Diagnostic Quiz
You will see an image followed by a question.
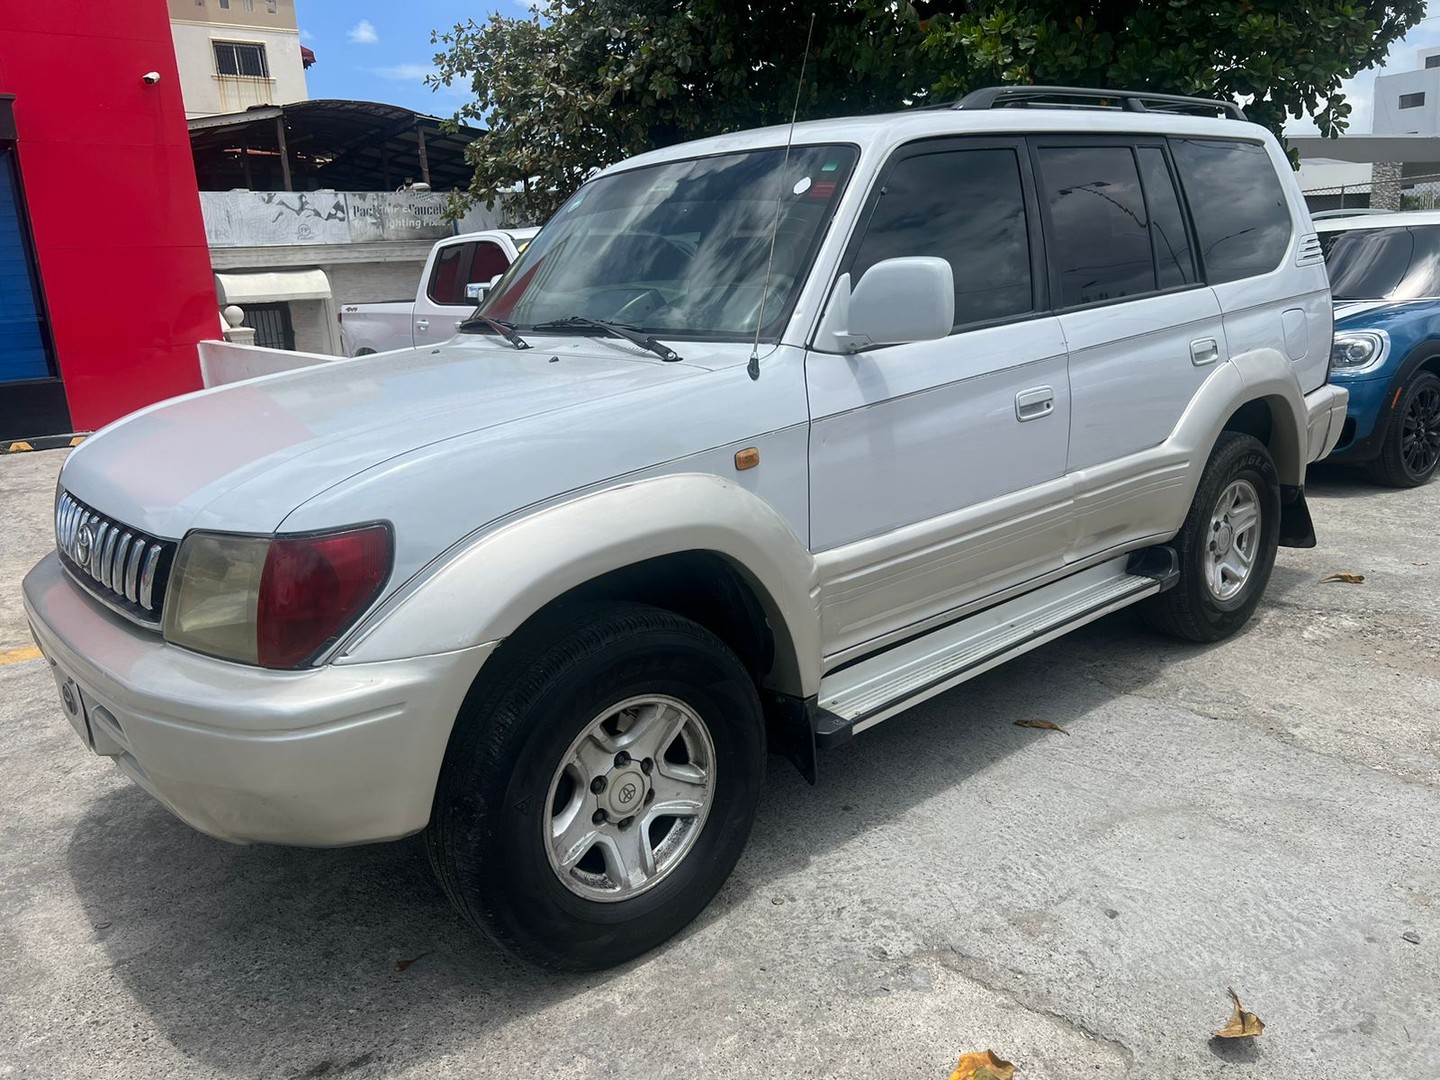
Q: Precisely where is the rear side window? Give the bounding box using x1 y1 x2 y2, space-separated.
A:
1137 148 1196 289
1170 138 1291 284
1037 146 1154 306
850 147 1034 328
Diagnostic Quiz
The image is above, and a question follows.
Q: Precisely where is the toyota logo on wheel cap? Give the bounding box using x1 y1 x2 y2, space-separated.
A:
618 782 639 805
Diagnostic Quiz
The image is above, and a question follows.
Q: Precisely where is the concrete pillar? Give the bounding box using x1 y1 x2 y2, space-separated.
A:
1371 161 1404 211
221 305 257 346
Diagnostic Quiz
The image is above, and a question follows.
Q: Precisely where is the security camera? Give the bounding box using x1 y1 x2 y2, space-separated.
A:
141 71 161 85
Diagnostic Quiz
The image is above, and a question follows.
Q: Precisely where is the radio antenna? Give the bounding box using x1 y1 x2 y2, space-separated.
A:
748 12 816 382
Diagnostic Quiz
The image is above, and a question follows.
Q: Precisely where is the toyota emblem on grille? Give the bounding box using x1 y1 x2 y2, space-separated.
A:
74 524 94 567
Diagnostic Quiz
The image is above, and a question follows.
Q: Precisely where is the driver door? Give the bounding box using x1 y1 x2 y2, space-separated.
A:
807 139 1074 656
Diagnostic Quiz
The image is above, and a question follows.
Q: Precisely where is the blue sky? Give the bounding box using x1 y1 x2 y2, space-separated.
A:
296 0 521 117
295 0 1440 131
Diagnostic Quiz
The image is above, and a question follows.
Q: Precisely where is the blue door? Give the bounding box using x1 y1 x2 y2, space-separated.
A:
0 145 51 383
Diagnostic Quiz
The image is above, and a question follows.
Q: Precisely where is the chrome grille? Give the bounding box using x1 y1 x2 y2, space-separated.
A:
55 491 177 627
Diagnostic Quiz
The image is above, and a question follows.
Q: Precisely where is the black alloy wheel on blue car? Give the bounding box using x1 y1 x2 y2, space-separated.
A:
1368 370 1440 488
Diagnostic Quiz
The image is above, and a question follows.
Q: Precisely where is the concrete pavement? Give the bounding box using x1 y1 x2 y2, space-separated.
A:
1 448 1436 1079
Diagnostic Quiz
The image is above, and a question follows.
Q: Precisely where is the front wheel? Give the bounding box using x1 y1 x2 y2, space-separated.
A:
425 604 765 970
1367 370 1440 488
1141 432 1280 643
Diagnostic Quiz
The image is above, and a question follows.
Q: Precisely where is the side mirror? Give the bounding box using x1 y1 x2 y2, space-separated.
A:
465 282 488 303
817 257 955 352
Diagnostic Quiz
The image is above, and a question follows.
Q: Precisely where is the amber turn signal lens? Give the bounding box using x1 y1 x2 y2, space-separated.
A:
734 447 760 471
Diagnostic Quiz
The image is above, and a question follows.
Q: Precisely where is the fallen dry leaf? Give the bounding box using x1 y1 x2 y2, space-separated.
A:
1213 986 1265 1039
1320 573 1365 584
949 1049 1016 1080
1014 719 1069 735
394 951 432 973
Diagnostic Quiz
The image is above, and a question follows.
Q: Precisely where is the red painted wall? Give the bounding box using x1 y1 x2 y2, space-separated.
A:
0 1 214 431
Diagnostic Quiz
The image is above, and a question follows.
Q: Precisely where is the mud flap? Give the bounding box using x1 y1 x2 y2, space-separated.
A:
1279 485 1317 548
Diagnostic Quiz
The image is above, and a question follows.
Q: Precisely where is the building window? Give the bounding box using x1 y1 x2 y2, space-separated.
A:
268 0 277 10
213 41 270 78
218 0 229 8
241 0 254 10
1427 55 1440 69
1400 92 1426 109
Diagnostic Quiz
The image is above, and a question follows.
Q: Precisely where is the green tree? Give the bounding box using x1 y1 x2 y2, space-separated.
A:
430 1 1426 223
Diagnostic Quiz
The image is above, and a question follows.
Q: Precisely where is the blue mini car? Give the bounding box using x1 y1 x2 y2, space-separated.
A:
1316 211 1440 486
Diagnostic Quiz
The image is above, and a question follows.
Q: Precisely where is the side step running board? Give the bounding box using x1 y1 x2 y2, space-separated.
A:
813 549 1178 746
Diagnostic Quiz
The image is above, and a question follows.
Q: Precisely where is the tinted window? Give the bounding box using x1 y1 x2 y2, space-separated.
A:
851 148 1033 327
1137 148 1196 288
1322 226 1440 300
467 241 511 286
1171 139 1291 284
1038 146 1154 306
428 243 468 304
1400 92 1426 109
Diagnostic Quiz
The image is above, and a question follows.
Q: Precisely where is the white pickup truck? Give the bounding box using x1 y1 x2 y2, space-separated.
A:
337 227 538 355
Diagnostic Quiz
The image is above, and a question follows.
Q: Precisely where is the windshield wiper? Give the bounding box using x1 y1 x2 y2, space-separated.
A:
528 316 682 363
459 313 530 350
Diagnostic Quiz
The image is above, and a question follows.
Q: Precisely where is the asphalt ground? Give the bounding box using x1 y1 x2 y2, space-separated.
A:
2 447 1437 1079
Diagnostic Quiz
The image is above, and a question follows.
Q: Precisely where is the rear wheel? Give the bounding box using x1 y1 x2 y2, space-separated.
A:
1366 370 1440 488
425 603 765 970
1141 432 1280 642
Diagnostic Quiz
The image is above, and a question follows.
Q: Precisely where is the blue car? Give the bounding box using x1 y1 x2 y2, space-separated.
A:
1316 211 1440 486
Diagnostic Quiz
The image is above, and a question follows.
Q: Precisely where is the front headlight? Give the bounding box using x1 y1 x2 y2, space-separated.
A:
163 524 391 668
1329 330 1389 375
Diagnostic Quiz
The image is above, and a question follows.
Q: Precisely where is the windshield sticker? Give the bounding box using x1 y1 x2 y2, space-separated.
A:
822 161 840 172
792 176 813 196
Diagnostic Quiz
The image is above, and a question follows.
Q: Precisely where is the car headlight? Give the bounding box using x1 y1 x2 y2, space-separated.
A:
163 524 391 668
1329 330 1389 375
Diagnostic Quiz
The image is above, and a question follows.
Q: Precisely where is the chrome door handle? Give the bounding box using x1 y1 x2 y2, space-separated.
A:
1015 386 1055 422
416 319 430 331
1190 337 1220 366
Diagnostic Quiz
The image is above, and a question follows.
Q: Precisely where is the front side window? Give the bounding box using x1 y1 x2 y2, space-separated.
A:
1322 226 1440 300
1038 145 1154 306
481 144 857 339
427 243 470 305
1170 138 1291 284
849 146 1034 328
213 41 269 78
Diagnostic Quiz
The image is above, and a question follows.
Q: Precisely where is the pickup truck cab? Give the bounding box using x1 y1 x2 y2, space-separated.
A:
25 87 1346 972
337 227 538 355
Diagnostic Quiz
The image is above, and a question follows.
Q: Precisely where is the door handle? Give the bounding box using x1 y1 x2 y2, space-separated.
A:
1190 337 1220 366
416 319 430 331
1015 386 1055 422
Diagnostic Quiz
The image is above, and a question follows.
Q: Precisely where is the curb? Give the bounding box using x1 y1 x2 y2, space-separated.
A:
2 434 88 454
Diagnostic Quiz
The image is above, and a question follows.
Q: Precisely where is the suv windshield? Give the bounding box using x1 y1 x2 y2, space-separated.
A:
1321 224 1440 300
476 144 858 340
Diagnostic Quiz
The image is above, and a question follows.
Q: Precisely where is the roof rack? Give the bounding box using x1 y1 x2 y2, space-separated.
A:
954 85 1246 121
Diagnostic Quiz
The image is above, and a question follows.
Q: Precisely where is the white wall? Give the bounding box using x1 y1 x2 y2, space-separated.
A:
1372 68 1440 136
170 20 308 118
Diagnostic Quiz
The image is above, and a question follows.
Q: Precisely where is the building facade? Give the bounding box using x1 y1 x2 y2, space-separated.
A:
168 0 309 119
0 1 217 440
1372 48 1440 136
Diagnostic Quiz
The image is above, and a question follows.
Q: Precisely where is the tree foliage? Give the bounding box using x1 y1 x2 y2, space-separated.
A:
430 1 1426 223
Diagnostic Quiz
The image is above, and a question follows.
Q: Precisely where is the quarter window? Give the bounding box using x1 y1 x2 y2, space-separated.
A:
1170 138 1291 284
1037 145 1154 306
850 147 1034 328
213 41 269 78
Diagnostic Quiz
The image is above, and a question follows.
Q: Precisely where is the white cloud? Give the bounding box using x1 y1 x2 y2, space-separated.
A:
373 63 434 82
347 20 378 45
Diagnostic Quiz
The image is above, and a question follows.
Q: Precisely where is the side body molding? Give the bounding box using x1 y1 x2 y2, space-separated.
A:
340 474 823 696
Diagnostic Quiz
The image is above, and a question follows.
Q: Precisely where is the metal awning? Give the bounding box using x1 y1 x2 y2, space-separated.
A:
189 99 483 193
1290 134 1440 164
215 269 331 304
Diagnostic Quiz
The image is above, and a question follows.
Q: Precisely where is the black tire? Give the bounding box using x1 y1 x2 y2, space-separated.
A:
425 603 765 971
1365 370 1440 488
1141 432 1281 643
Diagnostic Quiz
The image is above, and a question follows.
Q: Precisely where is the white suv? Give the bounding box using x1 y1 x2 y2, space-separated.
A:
24 86 1347 970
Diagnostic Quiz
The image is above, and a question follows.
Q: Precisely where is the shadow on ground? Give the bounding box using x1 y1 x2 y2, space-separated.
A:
65 607 1229 1078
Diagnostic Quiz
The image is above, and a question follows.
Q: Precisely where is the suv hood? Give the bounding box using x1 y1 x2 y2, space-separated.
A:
1333 298 1434 326
61 338 710 539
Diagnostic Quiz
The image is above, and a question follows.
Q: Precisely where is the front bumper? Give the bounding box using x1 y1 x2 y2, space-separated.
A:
23 553 494 846
1303 382 1349 464
1322 372 1391 463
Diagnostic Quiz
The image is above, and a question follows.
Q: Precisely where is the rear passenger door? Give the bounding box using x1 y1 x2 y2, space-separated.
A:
807 139 1073 654
1032 138 1226 556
